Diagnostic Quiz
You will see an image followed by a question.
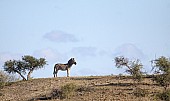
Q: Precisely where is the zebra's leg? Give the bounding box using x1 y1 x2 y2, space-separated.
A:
53 67 56 77
56 70 58 77
55 70 58 77
53 71 55 78
53 67 58 77
67 68 70 77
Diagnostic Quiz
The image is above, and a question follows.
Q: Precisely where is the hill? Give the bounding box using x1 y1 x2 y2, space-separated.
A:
0 76 162 101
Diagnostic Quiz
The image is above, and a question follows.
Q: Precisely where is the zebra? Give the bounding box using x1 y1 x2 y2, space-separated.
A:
53 58 77 77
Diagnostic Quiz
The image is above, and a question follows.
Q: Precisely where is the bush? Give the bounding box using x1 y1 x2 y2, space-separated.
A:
152 74 170 90
151 56 170 90
60 83 77 99
0 71 9 88
157 89 170 101
0 70 19 88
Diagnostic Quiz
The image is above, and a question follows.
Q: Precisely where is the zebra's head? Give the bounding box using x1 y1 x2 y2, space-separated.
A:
68 58 77 66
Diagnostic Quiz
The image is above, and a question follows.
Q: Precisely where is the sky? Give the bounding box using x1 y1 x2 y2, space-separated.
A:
0 0 170 78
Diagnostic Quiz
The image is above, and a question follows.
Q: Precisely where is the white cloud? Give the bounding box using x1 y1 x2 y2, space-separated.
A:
43 30 79 43
70 47 97 58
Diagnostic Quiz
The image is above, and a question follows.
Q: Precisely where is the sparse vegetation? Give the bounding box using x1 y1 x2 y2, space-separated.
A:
39 83 94 100
0 76 167 101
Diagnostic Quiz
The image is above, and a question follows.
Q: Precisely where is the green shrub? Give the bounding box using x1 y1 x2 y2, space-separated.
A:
0 70 19 82
0 71 9 88
0 70 19 89
152 74 170 90
157 89 170 101
151 56 170 90
51 84 94 99
60 83 77 99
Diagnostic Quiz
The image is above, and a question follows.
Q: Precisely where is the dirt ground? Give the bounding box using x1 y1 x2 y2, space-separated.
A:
0 76 164 101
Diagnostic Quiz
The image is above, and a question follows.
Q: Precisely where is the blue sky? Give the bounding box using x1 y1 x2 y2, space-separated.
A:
0 0 170 78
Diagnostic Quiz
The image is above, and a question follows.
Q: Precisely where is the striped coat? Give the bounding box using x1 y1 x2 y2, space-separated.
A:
53 58 76 77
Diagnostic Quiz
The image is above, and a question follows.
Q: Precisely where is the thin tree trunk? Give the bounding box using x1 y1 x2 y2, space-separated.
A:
27 70 33 80
16 71 26 80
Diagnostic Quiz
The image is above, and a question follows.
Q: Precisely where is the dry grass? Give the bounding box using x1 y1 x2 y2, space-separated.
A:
0 75 166 101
